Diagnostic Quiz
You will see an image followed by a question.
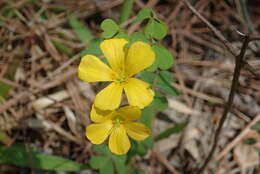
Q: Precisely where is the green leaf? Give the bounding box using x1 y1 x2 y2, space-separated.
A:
251 122 260 133
130 137 154 157
80 38 103 57
133 8 152 23
153 45 173 70
158 71 173 82
93 144 110 155
112 155 127 174
150 91 169 111
115 30 130 40
140 71 156 84
126 32 150 51
130 32 150 43
92 145 126 174
140 71 179 96
90 156 110 169
136 137 154 156
119 0 135 24
243 138 257 145
0 54 21 98
101 19 119 38
0 132 12 145
0 82 11 98
140 106 155 128
146 59 158 72
129 168 146 174
144 19 168 40
154 123 188 142
68 14 93 43
0 144 89 171
52 41 73 56
100 160 114 174
157 71 179 96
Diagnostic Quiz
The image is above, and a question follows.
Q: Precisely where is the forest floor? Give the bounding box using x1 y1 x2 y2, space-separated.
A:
0 0 259 174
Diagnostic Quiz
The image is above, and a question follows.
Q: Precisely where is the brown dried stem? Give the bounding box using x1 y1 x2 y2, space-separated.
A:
196 35 251 174
180 0 260 173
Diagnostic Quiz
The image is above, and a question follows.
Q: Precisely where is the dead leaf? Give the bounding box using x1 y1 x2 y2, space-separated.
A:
233 143 259 172
32 90 69 111
168 98 201 116
63 106 78 135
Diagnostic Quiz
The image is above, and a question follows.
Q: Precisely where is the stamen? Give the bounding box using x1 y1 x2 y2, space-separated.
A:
116 72 128 83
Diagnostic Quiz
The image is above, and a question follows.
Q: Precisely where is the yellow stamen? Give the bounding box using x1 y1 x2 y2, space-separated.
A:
116 72 128 83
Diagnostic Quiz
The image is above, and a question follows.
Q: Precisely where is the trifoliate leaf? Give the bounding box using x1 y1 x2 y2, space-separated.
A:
150 91 169 111
133 8 151 23
89 156 110 169
146 56 158 72
144 19 168 40
115 31 129 40
101 19 119 38
100 160 114 174
112 155 127 174
153 45 173 70
136 137 154 156
140 71 156 84
157 71 179 96
130 32 149 43
93 144 110 155
140 71 179 96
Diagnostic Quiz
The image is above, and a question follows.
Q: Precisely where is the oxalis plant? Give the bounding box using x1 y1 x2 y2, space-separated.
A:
78 7 181 174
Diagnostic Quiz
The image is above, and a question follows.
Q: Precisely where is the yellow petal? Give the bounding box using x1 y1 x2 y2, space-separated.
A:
94 82 123 110
125 42 155 77
109 125 130 155
117 106 141 121
100 39 128 73
124 122 150 141
86 121 113 144
90 105 113 123
124 78 154 108
78 55 115 82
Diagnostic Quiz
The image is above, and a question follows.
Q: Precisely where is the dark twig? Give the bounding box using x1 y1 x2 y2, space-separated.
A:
181 0 237 57
181 0 258 78
196 35 250 174
180 0 260 173
249 36 260 42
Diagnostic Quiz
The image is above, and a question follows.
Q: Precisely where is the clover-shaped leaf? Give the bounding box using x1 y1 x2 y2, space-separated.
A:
153 45 174 70
101 19 119 38
144 19 168 40
133 8 152 23
90 144 127 174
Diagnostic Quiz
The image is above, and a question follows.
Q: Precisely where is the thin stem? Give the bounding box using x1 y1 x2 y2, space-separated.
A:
181 0 237 57
180 0 260 173
196 35 250 174
181 0 258 78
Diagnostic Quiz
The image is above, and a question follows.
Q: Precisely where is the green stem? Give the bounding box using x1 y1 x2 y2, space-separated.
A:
119 0 134 24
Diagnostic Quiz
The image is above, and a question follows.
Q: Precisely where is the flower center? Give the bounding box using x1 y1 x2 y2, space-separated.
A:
116 72 128 83
113 115 124 126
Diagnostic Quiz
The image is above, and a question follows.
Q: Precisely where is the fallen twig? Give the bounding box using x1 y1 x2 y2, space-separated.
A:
216 113 260 160
181 0 260 173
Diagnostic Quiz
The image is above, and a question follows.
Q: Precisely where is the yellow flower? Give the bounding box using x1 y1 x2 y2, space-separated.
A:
86 105 151 155
78 38 155 110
